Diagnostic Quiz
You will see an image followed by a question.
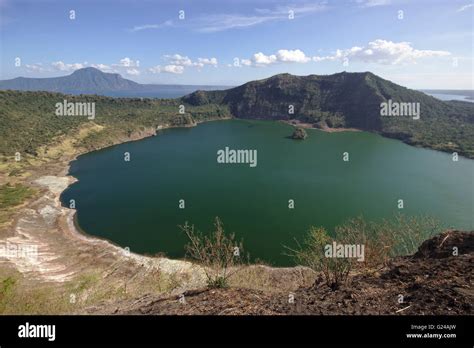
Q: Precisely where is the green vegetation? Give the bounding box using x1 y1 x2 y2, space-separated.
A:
0 277 16 312
290 226 351 290
184 72 474 158
2 72 473 158
0 183 35 209
0 90 230 156
0 183 36 224
180 217 247 288
287 215 443 289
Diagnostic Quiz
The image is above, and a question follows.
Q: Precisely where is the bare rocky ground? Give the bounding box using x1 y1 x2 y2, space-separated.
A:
0 169 208 313
83 231 473 315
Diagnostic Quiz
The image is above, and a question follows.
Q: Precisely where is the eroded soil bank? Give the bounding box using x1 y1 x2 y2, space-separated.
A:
83 231 473 315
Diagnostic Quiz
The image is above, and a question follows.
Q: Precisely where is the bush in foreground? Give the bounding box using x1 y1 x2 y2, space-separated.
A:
180 217 247 288
287 214 443 290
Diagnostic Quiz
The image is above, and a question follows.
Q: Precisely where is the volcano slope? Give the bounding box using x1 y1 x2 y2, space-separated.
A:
83 230 473 315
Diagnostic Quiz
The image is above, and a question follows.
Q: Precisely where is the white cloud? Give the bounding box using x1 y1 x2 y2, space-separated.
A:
155 54 218 72
276 49 312 63
241 59 252 66
24 60 135 75
197 57 218 67
51 61 86 72
126 68 140 76
116 57 140 68
148 65 184 74
236 41 450 69
130 20 173 32
90 63 115 72
164 54 193 67
253 52 277 65
105 58 140 74
313 39 451 65
241 49 312 67
25 63 48 73
457 3 474 12
197 3 326 32
163 65 184 74
355 0 391 8
50 59 140 74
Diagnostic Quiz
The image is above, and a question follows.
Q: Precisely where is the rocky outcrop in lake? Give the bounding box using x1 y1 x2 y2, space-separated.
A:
291 127 307 140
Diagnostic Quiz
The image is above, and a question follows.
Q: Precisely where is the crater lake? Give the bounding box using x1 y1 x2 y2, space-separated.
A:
61 119 474 266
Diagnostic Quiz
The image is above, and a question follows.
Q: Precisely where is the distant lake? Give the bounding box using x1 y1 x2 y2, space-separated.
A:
61 120 474 266
422 91 474 103
102 85 230 99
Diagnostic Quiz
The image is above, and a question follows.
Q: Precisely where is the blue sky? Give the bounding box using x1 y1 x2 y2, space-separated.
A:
0 0 473 88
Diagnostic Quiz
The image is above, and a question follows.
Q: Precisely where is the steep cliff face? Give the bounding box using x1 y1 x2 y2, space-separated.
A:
221 72 384 130
182 71 474 157
183 72 443 130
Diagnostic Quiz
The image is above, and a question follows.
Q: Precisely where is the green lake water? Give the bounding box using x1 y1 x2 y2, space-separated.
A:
61 119 474 266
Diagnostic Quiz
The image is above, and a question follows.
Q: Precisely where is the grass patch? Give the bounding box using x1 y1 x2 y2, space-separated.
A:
0 183 37 224
0 183 36 209
0 277 17 312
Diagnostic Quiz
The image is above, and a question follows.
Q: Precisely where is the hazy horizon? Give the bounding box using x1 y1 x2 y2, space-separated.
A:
2 67 474 93
1 0 472 89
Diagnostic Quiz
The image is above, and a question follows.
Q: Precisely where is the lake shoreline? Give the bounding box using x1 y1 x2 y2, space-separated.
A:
1 116 473 314
0 124 211 281
280 119 361 133
0 117 317 313
62 117 473 265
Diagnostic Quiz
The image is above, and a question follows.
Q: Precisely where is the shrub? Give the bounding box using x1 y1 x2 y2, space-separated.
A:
287 227 352 290
180 217 247 288
336 214 443 268
288 215 443 290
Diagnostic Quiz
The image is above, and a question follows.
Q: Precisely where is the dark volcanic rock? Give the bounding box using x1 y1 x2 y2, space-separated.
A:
291 127 308 140
414 230 474 259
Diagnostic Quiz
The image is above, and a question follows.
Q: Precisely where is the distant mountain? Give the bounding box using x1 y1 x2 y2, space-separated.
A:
0 67 228 97
182 72 474 157
183 72 457 129
1 71 473 158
